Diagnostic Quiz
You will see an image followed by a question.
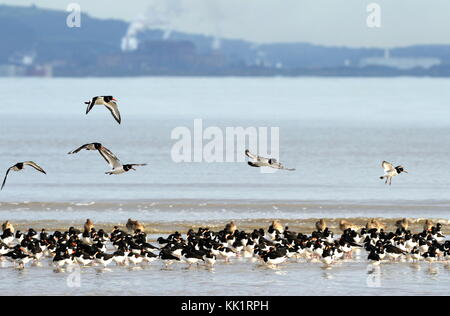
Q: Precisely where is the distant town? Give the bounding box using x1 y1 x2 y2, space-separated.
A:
1 4 450 77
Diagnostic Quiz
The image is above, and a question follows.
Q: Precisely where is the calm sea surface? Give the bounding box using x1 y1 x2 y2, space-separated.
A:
0 77 449 295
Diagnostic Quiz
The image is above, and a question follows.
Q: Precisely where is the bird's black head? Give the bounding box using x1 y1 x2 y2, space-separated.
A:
93 143 102 149
395 165 408 174
123 164 135 172
268 158 277 165
103 96 116 102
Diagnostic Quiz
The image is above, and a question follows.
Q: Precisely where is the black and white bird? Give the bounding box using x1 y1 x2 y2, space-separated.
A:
245 150 295 171
68 142 115 163
101 150 147 175
380 161 408 185
367 250 381 265
84 96 121 124
1 161 47 190
68 143 146 175
68 142 105 155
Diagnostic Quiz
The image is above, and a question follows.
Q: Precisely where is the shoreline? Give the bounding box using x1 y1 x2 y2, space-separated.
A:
0 199 449 234
4 217 450 235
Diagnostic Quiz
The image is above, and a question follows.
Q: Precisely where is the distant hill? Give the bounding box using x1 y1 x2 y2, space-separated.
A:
0 5 127 64
1 4 450 76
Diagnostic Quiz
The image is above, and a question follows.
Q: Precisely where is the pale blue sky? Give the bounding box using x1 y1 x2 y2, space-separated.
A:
2 0 450 47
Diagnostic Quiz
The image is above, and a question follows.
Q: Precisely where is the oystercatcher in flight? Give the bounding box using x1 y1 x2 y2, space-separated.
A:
1 161 47 190
84 96 121 124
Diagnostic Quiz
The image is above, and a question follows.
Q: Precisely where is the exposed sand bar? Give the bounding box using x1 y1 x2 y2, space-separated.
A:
5 217 450 235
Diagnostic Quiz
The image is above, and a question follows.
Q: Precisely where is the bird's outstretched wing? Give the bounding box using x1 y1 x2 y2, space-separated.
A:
245 149 258 160
23 161 47 174
382 161 394 172
245 150 271 164
98 146 121 169
1 167 12 190
104 101 121 124
270 163 296 171
278 165 296 171
85 97 98 114
246 150 295 170
68 143 98 154
130 164 147 168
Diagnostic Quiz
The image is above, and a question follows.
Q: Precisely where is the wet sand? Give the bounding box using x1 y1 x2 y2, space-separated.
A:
4 217 450 235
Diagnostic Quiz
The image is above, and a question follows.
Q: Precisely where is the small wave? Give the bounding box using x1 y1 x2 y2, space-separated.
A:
72 202 96 206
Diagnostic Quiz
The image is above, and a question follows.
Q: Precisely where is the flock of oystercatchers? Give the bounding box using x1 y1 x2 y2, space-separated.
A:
0 95 439 272
1 95 408 189
0 218 447 270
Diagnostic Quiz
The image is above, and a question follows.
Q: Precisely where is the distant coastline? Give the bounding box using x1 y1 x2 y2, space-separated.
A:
1 4 450 78
3 66 450 78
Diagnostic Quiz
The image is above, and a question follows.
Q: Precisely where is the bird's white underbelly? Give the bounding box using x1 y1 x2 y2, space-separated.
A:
109 167 125 174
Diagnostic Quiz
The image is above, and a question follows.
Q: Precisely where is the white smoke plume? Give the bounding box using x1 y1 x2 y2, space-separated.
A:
121 0 184 51
121 0 225 52
201 0 224 50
